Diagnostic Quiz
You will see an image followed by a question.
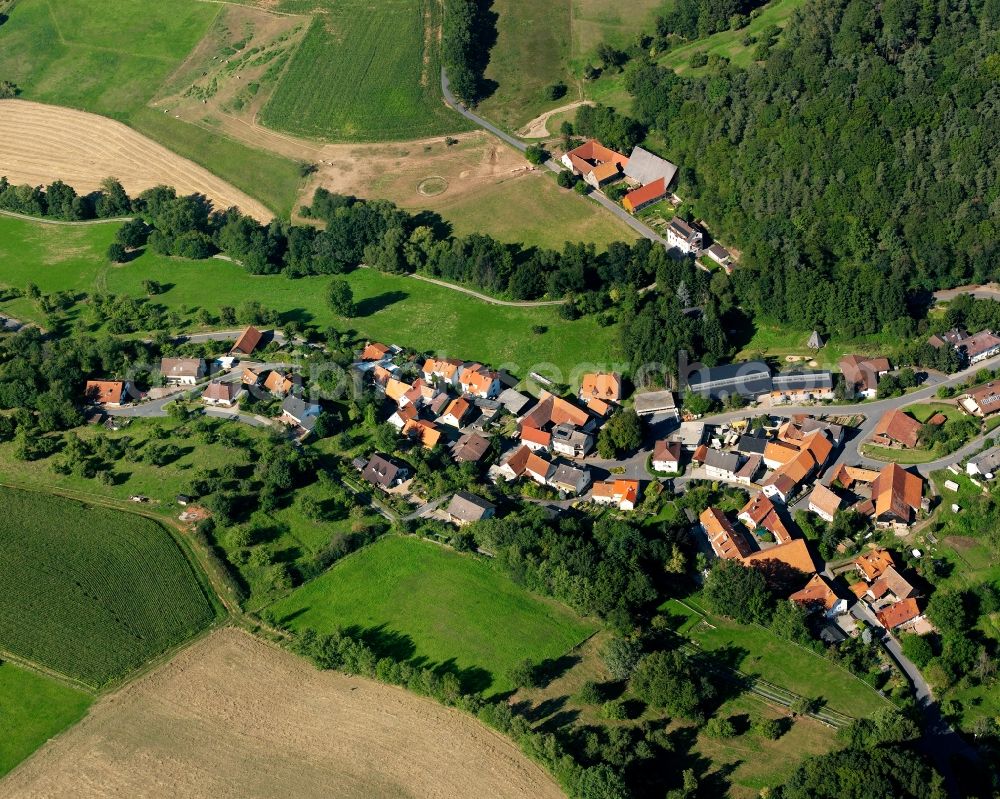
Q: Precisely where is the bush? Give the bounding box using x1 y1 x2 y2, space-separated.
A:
573 179 590 195
576 680 602 705
703 715 737 738
507 658 539 689
601 698 628 720
525 144 548 166
544 82 567 101
689 51 708 68
106 242 127 263
556 170 575 189
754 716 786 740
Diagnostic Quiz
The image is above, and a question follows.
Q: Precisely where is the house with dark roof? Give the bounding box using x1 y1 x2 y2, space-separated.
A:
202 380 244 408
160 358 206 386
961 382 1000 417
550 463 591 495
769 371 835 402
451 432 491 464
967 445 1000 478
692 446 742 481
447 492 496 525
705 243 732 269
362 454 410 490
633 390 677 417
280 395 321 434
666 217 703 254
624 146 678 188
552 423 593 458
652 440 681 473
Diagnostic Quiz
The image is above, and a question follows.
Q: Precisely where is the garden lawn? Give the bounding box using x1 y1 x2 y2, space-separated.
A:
860 443 938 464
268 536 597 695
259 0 465 141
662 599 890 717
0 664 92 778
0 0 218 119
906 403 962 424
0 215 622 378
0 486 217 687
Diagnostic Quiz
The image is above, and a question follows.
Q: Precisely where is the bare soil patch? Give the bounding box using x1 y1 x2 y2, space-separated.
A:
517 100 594 138
0 628 565 799
0 100 272 221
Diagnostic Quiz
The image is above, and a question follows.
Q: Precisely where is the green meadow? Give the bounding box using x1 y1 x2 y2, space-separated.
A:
268 535 597 695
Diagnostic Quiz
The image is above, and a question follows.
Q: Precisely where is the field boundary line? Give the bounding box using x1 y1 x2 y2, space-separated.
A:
0 647 96 694
0 208 132 226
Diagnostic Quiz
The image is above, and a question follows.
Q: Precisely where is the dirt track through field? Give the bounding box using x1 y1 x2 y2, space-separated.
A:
0 101 272 221
0 628 565 799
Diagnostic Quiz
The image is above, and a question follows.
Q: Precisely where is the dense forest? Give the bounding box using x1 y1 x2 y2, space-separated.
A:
618 0 999 339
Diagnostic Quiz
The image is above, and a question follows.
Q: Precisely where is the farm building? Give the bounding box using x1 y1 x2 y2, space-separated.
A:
230 325 264 356
560 140 629 188
624 146 678 189
622 178 667 214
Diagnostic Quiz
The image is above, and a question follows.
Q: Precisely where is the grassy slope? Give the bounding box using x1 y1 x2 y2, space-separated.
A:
260 0 465 141
0 664 92 778
437 173 638 251
0 486 217 687
268 536 597 695
663 599 890 717
0 215 622 375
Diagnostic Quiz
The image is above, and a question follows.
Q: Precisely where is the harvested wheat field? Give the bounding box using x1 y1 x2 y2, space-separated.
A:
0 628 565 799
0 100 272 221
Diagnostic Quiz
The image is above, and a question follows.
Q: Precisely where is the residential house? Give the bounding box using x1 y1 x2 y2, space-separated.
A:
460 364 502 399
361 341 390 361
871 409 922 449
735 455 762 485
560 139 629 188
960 330 1000 364
685 361 771 401
744 538 817 578
241 368 262 387
422 357 464 386
520 425 552 452
855 548 895 582
452 432 491 464
362 454 410 490
202 380 244 408
263 370 294 397
552 424 593 458
160 358 205 386
738 493 792 544
441 397 472 428
808 484 842 523
736 432 770 457
693 445 742 481
388 403 418 431
652 440 682 473
84 380 133 407
230 325 264 357
520 391 593 432
928 328 967 349
579 372 622 404
622 179 668 213
789 574 848 617
870 463 923 526
961 382 1000 417
550 463 591 495
967 445 1000 478
495 445 531 481
427 392 450 418
586 397 612 419
875 598 924 631
280 395 321 435
763 440 800 470
762 448 816 504
633 390 678 418
402 418 441 449
592 479 641 510
447 492 496 526
827 464 880 490
525 451 554 485
866 565 918 603
705 244 732 269
839 355 890 399
666 217 703 254
769 371 835 403
623 145 678 188
700 507 753 561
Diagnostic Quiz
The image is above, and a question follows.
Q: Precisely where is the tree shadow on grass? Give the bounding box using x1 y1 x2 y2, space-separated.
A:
354 291 408 317
534 654 581 686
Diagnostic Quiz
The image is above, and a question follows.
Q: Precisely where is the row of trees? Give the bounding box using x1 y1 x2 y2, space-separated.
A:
0 175 131 221
441 0 495 103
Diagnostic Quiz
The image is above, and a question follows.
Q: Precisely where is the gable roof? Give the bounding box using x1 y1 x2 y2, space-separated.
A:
452 432 491 463
789 574 841 611
565 139 629 168
873 409 922 448
809 484 842 517
840 354 890 392
551 463 587 489
623 178 667 209
85 380 127 404
967 382 1000 414
521 426 551 447
871 463 923 522
444 397 472 422
363 454 407 488
263 371 293 395
875 598 922 629
462 367 499 395
282 394 321 428
624 146 678 187
500 445 531 477
160 358 203 378
653 439 681 463
700 507 753 560
764 440 799 465
520 391 590 430
447 492 495 522
402 419 441 449
524 451 553 480
580 372 622 402
744 538 817 576
361 341 390 361
231 325 263 355
385 378 411 403
961 329 1000 359
695 446 742 474
869 565 917 601
203 380 238 403
668 216 700 243
497 388 532 415
740 493 777 526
